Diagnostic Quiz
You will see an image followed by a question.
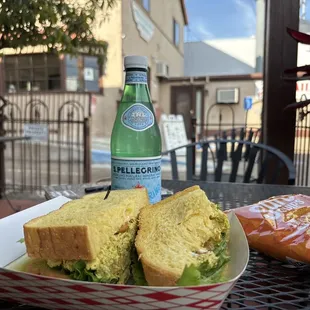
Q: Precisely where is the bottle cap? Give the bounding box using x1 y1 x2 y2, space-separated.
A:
124 55 148 69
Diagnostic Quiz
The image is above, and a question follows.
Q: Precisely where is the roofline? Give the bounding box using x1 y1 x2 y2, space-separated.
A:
161 73 263 82
180 0 188 25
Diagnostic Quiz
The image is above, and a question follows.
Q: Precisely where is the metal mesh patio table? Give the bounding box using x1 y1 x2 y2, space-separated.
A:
1 180 310 309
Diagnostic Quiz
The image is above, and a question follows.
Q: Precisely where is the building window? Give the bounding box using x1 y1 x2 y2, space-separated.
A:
3 53 100 93
173 19 180 46
65 55 100 92
4 54 61 92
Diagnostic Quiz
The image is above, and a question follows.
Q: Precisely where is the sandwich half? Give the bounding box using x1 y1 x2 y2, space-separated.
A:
135 186 230 286
24 188 149 283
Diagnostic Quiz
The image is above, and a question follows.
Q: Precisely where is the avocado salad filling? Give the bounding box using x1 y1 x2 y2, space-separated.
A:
47 260 126 283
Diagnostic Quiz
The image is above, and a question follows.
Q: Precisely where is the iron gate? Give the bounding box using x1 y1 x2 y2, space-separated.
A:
294 98 310 186
194 103 261 141
0 92 91 196
205 103 235 137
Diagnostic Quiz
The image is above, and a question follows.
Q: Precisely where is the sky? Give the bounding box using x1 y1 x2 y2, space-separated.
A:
184 0 309 41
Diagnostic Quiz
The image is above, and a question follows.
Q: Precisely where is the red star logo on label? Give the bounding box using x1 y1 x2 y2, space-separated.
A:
135 183 144 189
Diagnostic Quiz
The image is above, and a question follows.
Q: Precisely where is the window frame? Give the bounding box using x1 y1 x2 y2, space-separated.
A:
2 53 102 94
3 53 62 93
65 54 101 93
173 19 180 47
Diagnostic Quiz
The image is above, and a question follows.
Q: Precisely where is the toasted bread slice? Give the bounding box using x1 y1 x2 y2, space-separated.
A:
135 186 229 286
24 188 149 261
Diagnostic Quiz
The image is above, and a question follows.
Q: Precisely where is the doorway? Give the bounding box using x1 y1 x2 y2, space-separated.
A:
171 85 204 140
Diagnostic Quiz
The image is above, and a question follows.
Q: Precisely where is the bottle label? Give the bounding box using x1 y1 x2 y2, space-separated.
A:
121 103 154 131
111 156 161 204
125 71 147 84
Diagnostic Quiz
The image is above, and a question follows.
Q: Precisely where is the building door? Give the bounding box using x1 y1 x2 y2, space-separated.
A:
171 85 204 140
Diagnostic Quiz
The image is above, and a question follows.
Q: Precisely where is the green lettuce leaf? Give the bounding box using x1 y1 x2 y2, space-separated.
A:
17 238 25 243
213 237 228 256
131 250 148 286
215 203 221 210
177 264 201 286
177 240 230 286
68 260 118 283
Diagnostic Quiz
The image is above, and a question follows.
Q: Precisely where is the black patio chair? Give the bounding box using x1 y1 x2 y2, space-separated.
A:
162 139 296 185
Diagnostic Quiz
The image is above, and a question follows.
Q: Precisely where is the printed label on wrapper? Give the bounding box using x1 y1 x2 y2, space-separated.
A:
121 103 154 131
234 194 310 266
111 156 161 204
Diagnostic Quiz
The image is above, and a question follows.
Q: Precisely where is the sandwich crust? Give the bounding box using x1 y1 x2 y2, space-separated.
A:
25 222 94 260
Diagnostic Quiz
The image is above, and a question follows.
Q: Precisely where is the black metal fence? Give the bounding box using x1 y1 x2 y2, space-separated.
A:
191 110 310 186
294 103 310 186
0 92 92 196
2 92 310 191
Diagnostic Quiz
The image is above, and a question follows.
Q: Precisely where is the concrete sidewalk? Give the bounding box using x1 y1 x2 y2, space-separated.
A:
92 137 110 150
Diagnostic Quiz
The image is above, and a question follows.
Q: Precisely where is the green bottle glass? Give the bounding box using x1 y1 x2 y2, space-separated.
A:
110 56 162 203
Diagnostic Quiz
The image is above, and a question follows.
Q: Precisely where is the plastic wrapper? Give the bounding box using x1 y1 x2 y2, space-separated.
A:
234 194 310 267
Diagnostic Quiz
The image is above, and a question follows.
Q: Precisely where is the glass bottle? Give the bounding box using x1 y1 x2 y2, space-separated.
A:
110 55 162 203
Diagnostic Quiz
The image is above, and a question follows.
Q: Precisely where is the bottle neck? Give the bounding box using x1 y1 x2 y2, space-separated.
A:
125 69 148 85
122 68 151 104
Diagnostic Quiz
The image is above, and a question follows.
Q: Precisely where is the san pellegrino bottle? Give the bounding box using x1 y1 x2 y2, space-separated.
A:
111 55 162 203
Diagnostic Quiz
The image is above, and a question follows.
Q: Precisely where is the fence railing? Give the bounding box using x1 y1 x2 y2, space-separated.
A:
294 104 310 186
0 92 92 196
192 121 261 142
191 115 310 186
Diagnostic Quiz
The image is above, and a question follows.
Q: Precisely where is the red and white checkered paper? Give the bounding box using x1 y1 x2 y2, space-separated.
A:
0 269 236 310
0 197 248 310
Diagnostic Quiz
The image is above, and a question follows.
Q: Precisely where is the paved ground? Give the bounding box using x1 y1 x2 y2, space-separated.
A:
2 139 191 188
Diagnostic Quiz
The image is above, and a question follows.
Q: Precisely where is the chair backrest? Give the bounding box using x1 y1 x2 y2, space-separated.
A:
162 139 296 185
213 127 261 143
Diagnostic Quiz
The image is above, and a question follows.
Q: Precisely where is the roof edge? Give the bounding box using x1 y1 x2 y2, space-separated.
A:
180 0 188 25
161 73 263 82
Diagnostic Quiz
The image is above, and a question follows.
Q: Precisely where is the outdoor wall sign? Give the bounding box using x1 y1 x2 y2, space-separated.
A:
23 123 49 142
296 80 310 101
160 114 188 156
255 79 310 102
